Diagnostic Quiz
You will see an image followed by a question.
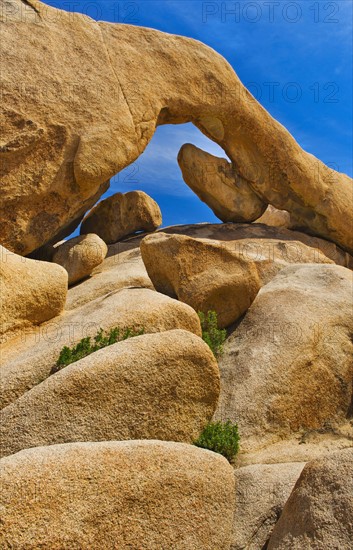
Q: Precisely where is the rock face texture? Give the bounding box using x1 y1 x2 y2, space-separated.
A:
0 440 235 549
52 233 107 285
0 229 263 413
141 232 262 328
66 238 154 310
0 219 352 544
0 245 67 343
141 231 336 328
232 462 305 550
80 191 162 244
0 289 202 410
1 0 352 255
178 143 267 222
215 264 353 452
0 330 219 457
268 449 353 549
149 223 353 268
176 145 353 255
255 205 291 228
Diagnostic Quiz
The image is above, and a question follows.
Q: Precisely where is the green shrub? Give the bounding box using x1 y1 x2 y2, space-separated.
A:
198 310 226 357
194 420 240 463
52 326 144 374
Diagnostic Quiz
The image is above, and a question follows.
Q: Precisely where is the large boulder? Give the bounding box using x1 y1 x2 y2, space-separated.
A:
268 449 353 549
140 232 336 328
0 329 219 457
80 191 162 244
1 0 352 255
0 289 202 409
52 233 107 285
141 232 261 328
215 264 353 453
231 462 305 550
177 143 267 222
0 440 235 549
0 245 67 343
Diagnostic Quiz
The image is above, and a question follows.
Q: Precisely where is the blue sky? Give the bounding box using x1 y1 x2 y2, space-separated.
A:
47 0 352 227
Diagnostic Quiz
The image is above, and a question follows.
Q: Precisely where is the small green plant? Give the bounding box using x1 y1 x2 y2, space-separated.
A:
198 310 226 357
52 326 144 374
194 420 240 463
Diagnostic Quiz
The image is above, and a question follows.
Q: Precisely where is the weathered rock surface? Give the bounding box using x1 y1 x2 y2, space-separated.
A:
141 231 336 328
231 462 305 550
141 232 262 328
2 223 351 410
268 449 353 549
0 245 67 343
0 440 235 549
255 205 291 228
80 191 162 244
182 146 353 255
215 264 353 453
67 223 352 314
178 143 267 222
52 233 107 285
1 0 351 255
66 239 153 310
0 329 219 456
0 289 201 410
152 223 353 269
235 431 353 467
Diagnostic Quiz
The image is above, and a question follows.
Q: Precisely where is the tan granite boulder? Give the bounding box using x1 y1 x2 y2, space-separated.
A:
141 232 262 328
52 233 107 285
140 232 335 328
66 224 351 315
0 329 219 456
80 191 162 244
178 143 267 222
0 440 235 549
0 245 67 343
268 449 353 549
232 462 305 550
215 264 353 453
